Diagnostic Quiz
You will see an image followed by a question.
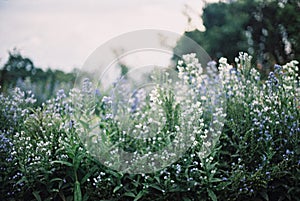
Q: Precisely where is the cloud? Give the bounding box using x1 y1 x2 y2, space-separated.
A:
0 0 221 72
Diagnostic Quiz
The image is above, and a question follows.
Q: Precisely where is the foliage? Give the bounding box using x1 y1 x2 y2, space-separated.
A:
177 0 300 76
0 53 299 200
0 49 76 105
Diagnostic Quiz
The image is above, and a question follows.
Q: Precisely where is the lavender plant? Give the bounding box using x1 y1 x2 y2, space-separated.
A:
217 53 300 200
0 52 299 201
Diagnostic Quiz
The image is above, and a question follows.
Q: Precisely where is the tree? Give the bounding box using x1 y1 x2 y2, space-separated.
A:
176 0 300 73
0 50 76 104
0 49 36 91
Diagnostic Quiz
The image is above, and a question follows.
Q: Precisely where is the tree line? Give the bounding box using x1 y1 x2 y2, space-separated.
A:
0 49 76 105
176 0 299 76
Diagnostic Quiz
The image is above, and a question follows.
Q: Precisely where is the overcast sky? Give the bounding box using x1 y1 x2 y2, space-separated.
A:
0 0 223 72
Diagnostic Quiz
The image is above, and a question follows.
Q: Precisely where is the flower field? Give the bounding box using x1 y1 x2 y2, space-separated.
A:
0 53 299 201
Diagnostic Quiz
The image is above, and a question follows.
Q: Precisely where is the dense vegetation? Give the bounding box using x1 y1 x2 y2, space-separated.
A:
1 53 299 200
0 49 76 105
1 0 299 200
177 0 300 77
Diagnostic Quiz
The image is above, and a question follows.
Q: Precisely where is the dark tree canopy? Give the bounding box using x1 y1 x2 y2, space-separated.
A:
176 0 300 72
0 49 76 104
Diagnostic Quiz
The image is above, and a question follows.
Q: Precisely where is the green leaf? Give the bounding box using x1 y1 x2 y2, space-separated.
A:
79 119 90 130
169 187 186 193
107 169 122 178
123 192 136 198
287 187 295 194
73 153 85 171
50 178 63 183
80 166 98 184
149 184 163 191
113 185 123 193
134 190 147 201
132 180 140 188
74 181 82 201
210 178 222 183
182 197 192 201
207 189 217 201
16 176 28 185
32 191 42 201
52 160 73 167
58 190 66 201
82 192 89 201
153 175 160 183
259 191 269 201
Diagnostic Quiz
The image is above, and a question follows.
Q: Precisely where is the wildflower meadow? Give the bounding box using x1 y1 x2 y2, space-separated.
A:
0 53 299 201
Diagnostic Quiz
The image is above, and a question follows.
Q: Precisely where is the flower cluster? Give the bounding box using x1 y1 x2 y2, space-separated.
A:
0 52 299 200
217 52 299 198
177 53 226 158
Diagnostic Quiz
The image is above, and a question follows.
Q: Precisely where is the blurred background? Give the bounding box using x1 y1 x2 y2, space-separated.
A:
0 0 299 104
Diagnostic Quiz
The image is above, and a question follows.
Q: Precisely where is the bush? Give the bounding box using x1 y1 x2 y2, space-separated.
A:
0 53 299 201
